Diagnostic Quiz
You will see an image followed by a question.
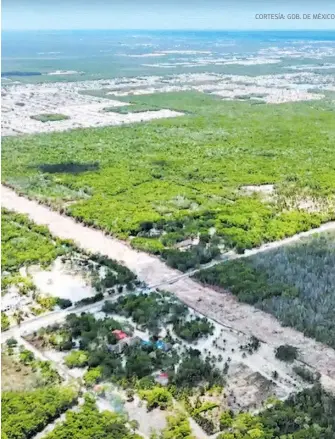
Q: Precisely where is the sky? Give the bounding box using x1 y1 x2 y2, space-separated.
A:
2 0 335 30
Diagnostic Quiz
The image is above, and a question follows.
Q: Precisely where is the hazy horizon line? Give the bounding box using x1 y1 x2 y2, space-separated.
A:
3 28 335 32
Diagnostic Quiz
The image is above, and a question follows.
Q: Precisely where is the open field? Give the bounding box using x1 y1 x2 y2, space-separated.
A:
2 93 335 266
1 352 40 392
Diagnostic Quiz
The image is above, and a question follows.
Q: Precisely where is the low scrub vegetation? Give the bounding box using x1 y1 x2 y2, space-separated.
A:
101 291 188 332
43 395 140 439
2 208 68 273
103 102 161 114
30 113 70 122
3 95 335 268
2 386 78 439
275 344 298 362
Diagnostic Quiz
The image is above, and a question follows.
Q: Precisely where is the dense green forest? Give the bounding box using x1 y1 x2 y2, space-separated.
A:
43 395 141 439
258 385 335 439
102 291 214 340
2 386 78 439
1 208 68 273
102 291 188 332
195 231 335 348
2 94 334 264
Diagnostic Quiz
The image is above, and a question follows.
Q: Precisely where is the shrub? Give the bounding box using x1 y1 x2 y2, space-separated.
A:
275 344 298 362
30 113 70 122
56 298 73 309
139 386 172 410
64 350 89 368
293 366 316 383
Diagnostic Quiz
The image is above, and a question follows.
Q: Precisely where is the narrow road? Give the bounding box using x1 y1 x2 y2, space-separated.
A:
16 334 75 381
2 185 335 393
2 300 107 343
2 294 127 343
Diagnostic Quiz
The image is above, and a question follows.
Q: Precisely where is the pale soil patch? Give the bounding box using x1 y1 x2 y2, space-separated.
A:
30 257 96 302
226 363 278 411
212 87 323 104
241 185 334 214
1 352 39 391
1 81 183 136
143 57 281 69
181 319 302 407
2 186 335 394
240 184 275 201
195 72 333 103
286 196 335 213
240 184 275 195
96 392 168 438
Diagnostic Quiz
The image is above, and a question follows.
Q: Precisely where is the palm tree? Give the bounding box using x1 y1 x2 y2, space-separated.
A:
129 419 139 433
14 310 24 326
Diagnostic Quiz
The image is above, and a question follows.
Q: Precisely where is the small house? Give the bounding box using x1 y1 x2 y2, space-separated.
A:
112 329 128 341
108 335 141 354
155 372 169 386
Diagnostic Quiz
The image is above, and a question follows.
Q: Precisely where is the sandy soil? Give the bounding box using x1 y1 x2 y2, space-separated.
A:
1 352 40 391
2 185 335 394
1 83 183 136
31 257 96 302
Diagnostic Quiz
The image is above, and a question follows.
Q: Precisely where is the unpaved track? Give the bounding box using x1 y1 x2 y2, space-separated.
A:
2 185 335 392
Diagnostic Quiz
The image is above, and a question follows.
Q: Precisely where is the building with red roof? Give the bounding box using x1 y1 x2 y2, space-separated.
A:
154 371 169 386
112 329 128 340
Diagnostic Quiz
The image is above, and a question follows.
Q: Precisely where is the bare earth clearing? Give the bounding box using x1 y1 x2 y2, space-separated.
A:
2 185 335 394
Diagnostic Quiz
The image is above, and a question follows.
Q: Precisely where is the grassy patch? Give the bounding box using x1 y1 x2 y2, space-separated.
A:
30 113 70 122
103 104 162 114
2 386 78 439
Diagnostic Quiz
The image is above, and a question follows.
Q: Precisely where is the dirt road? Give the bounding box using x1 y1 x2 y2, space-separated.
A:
2 185 335 392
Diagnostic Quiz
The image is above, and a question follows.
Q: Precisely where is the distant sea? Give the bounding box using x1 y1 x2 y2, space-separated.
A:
2 30 335 83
